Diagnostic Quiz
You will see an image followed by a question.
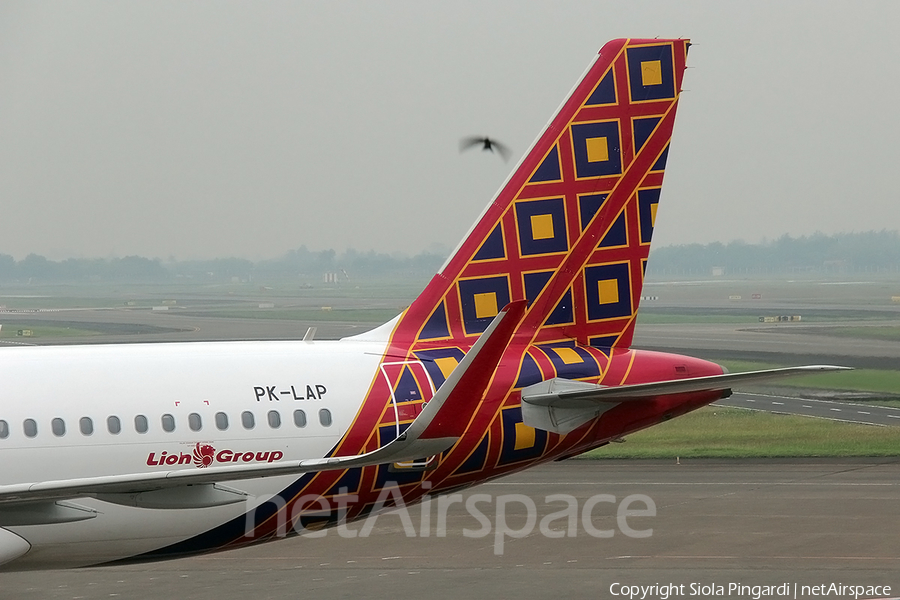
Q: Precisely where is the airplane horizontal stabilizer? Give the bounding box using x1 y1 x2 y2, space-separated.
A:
521 365 850 434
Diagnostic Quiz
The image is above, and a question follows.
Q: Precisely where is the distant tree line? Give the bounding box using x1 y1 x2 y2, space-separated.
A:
0 246 446 284
0 254 169 283
2 231 899 284
647 231 900 277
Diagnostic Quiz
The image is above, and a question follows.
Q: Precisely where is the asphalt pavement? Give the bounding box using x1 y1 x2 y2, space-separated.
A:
2 460 898 600
717 392 900 426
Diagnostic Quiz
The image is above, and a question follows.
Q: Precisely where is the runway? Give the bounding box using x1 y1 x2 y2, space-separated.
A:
2 460 898 599
717 393 900 426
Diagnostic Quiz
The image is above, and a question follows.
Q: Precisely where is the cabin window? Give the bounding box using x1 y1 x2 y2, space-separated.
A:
293 409 307 428
0 420 8 439
51 418 66 437
215 412 229 431
188 413 202 432
23 418 37 438
241 411 255 430
107 415 121 435
134 414 149 434
161 414 176 432
80 417 93 436
319 408 332 427
267 410 281 429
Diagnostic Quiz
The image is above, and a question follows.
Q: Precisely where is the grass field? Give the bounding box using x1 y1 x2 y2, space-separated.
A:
582 406 900 459
804 325 900 341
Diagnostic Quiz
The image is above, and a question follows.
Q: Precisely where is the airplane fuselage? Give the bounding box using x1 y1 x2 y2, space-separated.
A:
0 336 723 570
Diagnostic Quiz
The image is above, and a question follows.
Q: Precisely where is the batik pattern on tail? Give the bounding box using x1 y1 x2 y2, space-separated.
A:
403 38 689 351
331 37 692 492
300 37 692 530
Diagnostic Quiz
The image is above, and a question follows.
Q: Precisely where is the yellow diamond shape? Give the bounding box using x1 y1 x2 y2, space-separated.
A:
434 356 459 378
597 279 620 305
641 60 662 86
530 214 555 240
585 136 609 163
553 347 582 365
473 292 499 319
650 203 658 227
514 421 536 451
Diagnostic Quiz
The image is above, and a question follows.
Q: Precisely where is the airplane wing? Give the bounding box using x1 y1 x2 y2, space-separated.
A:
521 365 851 434
0 301 527 515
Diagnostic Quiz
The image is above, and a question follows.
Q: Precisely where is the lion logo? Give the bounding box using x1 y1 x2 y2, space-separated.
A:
192 443 216 468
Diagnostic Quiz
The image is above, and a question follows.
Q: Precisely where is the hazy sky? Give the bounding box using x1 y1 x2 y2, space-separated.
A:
1 2 899 260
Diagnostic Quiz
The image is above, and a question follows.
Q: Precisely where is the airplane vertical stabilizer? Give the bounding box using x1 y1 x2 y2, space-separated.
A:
396 38 690 351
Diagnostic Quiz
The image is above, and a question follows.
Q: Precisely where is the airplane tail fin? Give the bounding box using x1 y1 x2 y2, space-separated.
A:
393 38 690 351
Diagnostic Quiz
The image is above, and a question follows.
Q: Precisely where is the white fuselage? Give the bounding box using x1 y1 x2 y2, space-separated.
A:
0 339 387 569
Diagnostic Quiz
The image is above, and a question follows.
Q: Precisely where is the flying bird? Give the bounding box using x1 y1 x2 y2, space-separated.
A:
459 136 512 162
